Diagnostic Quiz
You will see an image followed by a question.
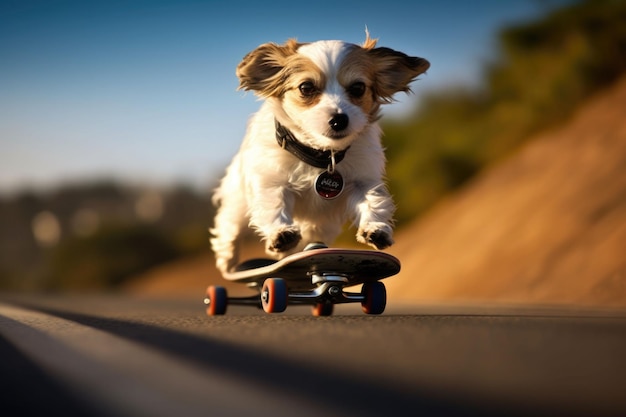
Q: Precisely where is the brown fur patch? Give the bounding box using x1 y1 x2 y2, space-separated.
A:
236 39 302 97
236 39 328 103
338 47 380 119
280 57 326 108
361 31 378 50
338 40 430 118
366 47 430 103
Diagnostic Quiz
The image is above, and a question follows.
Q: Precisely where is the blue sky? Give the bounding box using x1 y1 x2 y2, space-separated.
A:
0 0 568 193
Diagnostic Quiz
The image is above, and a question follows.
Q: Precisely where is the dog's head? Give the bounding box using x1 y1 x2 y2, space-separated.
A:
236 34 429 151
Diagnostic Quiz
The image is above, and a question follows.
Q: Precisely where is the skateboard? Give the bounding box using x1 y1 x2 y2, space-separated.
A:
204 243 401 316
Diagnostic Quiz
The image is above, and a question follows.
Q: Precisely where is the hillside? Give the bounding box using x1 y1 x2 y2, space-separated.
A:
125 76 626 307
386 75 626 306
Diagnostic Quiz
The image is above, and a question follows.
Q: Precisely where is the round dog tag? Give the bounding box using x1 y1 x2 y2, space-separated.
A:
315 171 344 199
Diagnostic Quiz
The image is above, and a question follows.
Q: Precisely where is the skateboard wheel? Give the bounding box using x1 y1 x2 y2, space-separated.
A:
205 285 228 316
361 282 386 315
312 302 334 317
261 278 287 313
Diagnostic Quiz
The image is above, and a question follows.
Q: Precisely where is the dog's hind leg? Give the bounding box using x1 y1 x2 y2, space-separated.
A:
210 162 249 274
210 204 244 274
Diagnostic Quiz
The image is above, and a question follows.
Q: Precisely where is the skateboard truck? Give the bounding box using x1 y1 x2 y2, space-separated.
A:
286 273 360 305
218 273 362 307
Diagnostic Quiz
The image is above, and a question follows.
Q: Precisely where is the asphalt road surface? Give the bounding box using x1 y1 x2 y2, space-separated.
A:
1 294 626 417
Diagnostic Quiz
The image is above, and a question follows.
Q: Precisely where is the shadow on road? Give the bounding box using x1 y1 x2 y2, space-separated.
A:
17 303 500 417
0 330 105 417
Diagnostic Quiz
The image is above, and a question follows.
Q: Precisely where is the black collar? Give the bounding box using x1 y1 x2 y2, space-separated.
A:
275 120 349 169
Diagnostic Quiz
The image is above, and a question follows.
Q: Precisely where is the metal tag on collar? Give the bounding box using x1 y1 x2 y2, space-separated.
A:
315 150 344 199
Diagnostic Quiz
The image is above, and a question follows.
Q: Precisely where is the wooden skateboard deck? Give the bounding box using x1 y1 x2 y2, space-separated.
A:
223 247 400 290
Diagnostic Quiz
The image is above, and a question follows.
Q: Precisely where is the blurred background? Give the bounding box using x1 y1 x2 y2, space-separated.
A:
1 0 625 305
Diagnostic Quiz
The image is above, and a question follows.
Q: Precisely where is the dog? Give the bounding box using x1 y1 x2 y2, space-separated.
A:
210 34 429 273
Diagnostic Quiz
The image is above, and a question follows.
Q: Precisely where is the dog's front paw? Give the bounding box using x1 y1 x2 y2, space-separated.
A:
357 223 394 250
267 226 302 254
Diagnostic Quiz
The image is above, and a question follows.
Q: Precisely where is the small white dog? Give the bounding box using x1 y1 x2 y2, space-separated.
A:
211 34 429 273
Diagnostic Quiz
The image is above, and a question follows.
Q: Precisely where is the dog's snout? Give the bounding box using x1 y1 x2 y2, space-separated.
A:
329 114 349 132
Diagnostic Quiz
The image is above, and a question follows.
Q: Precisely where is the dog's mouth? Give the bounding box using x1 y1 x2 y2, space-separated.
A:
325 128 350 140
327 132 348 140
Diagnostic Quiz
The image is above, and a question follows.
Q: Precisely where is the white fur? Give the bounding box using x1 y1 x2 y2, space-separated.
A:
210 38 428 273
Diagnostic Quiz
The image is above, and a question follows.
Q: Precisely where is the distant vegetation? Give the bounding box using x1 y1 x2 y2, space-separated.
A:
0 182 214 291
384 0 626 224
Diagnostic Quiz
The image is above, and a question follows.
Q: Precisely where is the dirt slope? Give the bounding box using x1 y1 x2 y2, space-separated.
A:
386 76 626 306
126 76 626 307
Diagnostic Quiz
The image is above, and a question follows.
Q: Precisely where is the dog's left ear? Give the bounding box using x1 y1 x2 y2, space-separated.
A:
236 39 301 97
368 47 430 102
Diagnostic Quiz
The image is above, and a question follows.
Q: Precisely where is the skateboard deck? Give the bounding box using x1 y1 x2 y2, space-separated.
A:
223 247 400 290
205 246 401 316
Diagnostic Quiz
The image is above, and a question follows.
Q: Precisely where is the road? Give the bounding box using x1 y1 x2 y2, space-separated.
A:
1 294 626 417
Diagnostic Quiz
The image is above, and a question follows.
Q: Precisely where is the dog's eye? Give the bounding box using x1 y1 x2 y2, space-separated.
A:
347 82 366 98
299 81 317 97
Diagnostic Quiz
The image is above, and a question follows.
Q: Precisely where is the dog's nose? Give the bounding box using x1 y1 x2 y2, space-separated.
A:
329 114 349 132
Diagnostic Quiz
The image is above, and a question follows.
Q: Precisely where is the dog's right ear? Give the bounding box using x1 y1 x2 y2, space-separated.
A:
236 39 300 97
